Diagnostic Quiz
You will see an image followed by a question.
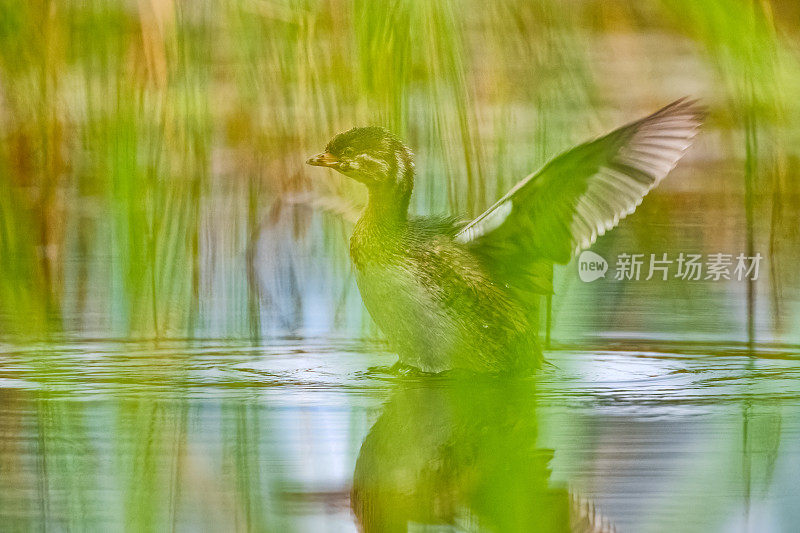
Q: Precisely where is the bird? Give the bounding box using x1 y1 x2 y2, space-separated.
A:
306 98 703 373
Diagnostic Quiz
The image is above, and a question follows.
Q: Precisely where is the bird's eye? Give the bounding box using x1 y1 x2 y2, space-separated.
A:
343 147 355 158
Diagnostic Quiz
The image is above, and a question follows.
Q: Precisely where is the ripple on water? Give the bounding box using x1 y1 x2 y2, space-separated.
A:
0 337 799 532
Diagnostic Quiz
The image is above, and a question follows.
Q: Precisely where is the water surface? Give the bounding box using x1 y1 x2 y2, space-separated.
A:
1 338 798 532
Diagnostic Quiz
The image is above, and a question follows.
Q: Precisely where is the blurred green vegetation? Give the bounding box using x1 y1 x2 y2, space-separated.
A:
1 3 799 532
0 0 798 343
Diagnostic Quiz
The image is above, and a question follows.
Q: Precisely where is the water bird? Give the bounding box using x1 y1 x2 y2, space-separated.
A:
307 99 703 373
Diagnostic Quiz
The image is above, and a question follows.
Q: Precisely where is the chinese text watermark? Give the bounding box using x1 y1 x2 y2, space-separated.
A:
578 251 762 282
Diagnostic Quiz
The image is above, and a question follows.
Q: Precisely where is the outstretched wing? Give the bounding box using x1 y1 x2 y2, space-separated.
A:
455 98 704 265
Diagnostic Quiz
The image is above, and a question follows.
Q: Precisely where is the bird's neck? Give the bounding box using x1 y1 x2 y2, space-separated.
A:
362 160 414 227
363 184 410 228
350 173 413 267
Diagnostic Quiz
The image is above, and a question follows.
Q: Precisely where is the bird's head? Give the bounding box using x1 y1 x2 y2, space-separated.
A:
306 127 414 191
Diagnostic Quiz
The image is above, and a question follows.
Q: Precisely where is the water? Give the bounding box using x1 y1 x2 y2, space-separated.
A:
1 338 798 532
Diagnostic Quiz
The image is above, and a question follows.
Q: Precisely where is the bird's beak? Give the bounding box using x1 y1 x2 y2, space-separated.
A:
306 152 339 168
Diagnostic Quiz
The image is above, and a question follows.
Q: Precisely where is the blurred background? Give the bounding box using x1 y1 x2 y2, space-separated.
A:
1 0 799 531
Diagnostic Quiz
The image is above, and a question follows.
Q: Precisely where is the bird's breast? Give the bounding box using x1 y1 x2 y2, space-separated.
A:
353 256 459 372
348 215 402 270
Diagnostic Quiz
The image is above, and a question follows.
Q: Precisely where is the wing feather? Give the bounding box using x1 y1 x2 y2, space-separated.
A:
455 98 704 264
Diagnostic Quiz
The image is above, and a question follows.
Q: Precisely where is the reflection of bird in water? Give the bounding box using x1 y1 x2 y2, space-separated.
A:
307 100 702 373
350 378 616 533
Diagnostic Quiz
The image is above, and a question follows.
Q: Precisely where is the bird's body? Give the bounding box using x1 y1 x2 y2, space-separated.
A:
350 210 537 373
307 99 703 373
